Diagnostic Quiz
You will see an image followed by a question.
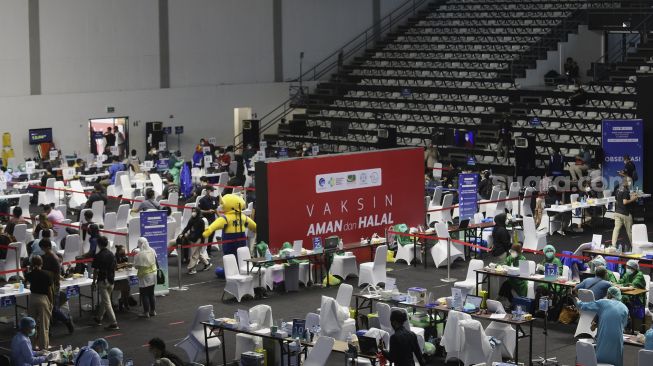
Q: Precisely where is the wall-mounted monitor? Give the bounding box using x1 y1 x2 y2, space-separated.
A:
28 128 53 145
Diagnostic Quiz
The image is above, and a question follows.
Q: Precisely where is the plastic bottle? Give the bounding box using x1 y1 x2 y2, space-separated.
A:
125 360 134 366
264 249 272 261
338 238 344 251
18 280 24 293
84 267 89 279
208 308 215 325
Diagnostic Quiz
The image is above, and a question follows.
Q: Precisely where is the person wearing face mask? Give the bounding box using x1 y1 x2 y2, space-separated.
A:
490 213 511 260
134 237 158 318
198 186 220 245
73 338 109 366
107 348 123 366
499 244 528 303
534 245 563 310
618 259 647 304
575 267 612 300
577 287 628 366
590 256 618 283
180 207 210 275
611 177 637 251
11 317 53 365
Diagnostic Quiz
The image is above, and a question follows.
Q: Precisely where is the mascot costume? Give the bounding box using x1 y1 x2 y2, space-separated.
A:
203 193 256 259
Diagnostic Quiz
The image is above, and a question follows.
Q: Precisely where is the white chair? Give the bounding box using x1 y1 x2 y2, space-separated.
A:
575 289 598 338
485 300 516 359
10 194 31 221
175 305 221 363
639 349 653 366
522 187 536 217
116 204 130 228
507 183 521 215
62 235 81 269
103 212 117 247
331 253 359 280
454 259 484 296
319 296 355 341
12 224 28 258
150 173 164 198
91 200 105 226
236 247 264 287
0 242 22 281
430 186 443 207
522 216 546 251
127 217 140 252
304 336 334 366
576 340 613 366
38 178 56 206
120 175 134 200
458 319 502 366
440 310 472 362
526 260 537 299
223 254 254 302
181 204 194 231
632 224 653 254
335 283 353 309
291 240 311 285
358 245 387 287
486 190 507 218
394 229 420 265
428 193 453 225
644 274 651 305
235 304 273 358
68 181 88 209
168 192 179 212
430 222 464 268
480 187 500 214
376 302 393 335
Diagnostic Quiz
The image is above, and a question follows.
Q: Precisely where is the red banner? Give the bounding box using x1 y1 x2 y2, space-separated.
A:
260 148 424 256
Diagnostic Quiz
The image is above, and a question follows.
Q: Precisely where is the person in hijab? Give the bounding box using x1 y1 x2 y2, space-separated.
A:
490 213 511 260
107 347 123 366
577 287 629 366
180 207 209 275
590 256 618 283
74 338 109 366
11 317 50 365
499 244 528 303
134 237 158 318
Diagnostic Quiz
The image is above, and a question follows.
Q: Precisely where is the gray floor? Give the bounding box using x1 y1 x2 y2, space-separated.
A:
0 213 647 365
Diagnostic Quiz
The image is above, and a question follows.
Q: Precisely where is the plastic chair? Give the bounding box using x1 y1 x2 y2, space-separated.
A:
235 304 273 358
175 305 221 362
103 212 117 246
168 192 179 212
12 224 28 258
336 283 353 309
331 253 358 280
430 222 464 268
10 194 31 221
319 296 355 341
639 349 653 366
236 247 264 286
454 259 484 296
91 200 105 226
632 224 653 254
485 300 516 359
459 319 502 366
522 187 536 217
440 310 472 362
304 336 334 366
575 289 598 338
120 175 134 200
223 254 254 302
358 245 387 287
68 180 88 209
127 217 140 253
150 173 164 197
428 193 453 225
62 235 81 269
522 216 546 251
116 204 130 228
576 340 613 366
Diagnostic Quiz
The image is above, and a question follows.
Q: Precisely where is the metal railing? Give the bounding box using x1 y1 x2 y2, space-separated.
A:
233 0 431 148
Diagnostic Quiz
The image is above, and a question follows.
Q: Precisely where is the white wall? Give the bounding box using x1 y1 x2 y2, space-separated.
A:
1 83 289 161
168 0 275 86
39 0 160 94
0 0 29 97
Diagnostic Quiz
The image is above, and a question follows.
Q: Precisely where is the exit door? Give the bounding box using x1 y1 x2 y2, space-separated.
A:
89 117 129 158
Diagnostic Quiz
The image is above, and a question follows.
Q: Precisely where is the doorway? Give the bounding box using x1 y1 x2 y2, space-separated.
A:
89 117 129 158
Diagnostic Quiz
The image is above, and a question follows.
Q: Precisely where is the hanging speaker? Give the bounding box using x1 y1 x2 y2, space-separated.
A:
242 119 260 149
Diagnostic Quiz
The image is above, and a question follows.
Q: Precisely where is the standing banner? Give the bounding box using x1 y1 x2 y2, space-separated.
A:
140 211 169 294
458 173 479 221
602 119 644 190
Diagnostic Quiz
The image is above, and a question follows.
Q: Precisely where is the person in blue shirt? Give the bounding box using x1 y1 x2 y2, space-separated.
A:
73 338 109 366
106 156 125 185
11 317 51 365
577 286 629 366
574 267 612 299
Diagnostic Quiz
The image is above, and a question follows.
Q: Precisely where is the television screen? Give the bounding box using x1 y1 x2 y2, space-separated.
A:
28 128 53 145
453 129 475 147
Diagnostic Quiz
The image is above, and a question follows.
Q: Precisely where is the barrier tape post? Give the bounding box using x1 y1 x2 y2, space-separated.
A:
171 240 188 292
440 237 457 283
14 246 21 283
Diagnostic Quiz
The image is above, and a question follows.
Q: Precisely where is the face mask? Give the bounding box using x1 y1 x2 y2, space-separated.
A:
627 268 634 275
510 251 517 258
545 252 554 260
191 212 197 218
28 329 36 337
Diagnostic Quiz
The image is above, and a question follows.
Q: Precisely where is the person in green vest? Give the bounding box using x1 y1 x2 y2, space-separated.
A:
535 245 564 305
619 259 647 306
499 244 528 303
590 256 618 283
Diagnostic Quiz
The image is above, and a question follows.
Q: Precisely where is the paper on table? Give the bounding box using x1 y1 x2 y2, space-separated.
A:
591 234 602 249
490 313 506 319
385 277 396 291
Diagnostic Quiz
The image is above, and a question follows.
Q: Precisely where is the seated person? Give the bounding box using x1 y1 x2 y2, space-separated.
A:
0 225 14 260
113 245 133 312
161 175 179 200
33 213 53 239
81 224 101 258
618 259 647 306
6 206 30 235
85 184 108 209
589 256 618 283
132 188 161 213
30 229 58 259
575 267 612 299
490 213 511 260
535 245 564 305
543 186 571 235
80 210 102 241
547 148 565 176
499 244 528 303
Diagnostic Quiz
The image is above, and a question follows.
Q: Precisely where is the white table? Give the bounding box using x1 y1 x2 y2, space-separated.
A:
0 193 25 200
0 287 31 327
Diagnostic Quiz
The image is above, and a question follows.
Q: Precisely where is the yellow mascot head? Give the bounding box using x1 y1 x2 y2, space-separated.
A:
221 194 246 213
